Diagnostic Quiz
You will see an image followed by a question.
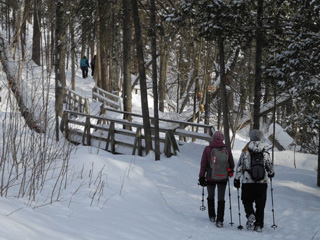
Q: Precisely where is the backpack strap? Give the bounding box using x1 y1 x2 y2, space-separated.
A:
242 142 250 153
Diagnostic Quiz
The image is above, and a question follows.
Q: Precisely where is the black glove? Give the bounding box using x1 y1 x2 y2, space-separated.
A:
198 177 207 187
234 179 240 189
268 172 275 178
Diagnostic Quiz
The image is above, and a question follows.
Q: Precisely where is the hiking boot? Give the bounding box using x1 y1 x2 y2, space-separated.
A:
207 199 215 223
254 224 263 232
216 221 223 228
216 201 225 223
246 214 255 230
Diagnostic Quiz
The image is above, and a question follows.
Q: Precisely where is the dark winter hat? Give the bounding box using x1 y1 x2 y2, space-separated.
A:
250 129 264 141
212 131 224 141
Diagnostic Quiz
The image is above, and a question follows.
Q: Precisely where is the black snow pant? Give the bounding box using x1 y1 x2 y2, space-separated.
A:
81 66 88 78
207 181 227 222
241 183 267 228
91 65 95 76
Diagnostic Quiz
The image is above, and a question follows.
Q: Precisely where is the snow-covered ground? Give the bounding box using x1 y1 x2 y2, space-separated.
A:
0 59 319 240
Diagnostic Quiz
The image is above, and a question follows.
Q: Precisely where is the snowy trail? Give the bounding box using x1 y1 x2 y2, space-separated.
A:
133 142 320 240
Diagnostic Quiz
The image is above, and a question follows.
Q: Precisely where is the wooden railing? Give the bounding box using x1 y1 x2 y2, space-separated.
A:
60 109 214 157
63 87 89 114
92 86 122 110
100 107 215 142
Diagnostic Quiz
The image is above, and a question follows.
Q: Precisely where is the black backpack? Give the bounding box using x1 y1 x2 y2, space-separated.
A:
248 150 265 181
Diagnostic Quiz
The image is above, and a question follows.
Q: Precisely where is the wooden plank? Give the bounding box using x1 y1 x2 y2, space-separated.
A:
174 129 212 142
268 134 285 151
102 107 214 131
92 92 121 109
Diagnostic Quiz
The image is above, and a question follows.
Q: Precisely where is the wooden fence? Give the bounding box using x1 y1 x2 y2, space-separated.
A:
60 109 214 157
63 87 89 114
100 107 215 141
92 86 122 110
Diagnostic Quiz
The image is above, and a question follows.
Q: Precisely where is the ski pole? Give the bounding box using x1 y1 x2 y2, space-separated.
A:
270 178 277 229
227 179 234 226
237 188 243 230
200 185 206 211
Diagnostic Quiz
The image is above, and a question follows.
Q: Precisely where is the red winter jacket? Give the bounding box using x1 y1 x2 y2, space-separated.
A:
199 139 235 183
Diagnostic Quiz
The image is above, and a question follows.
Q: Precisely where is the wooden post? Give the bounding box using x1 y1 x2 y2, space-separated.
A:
60 111 69 139
164 132 172 157
84 98 89 114
169 130 179 155
82 116 91 146
132 127 142 156
106 121 115 152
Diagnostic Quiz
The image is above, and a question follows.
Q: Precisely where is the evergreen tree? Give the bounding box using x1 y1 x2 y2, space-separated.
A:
265 0 320 153
170 0 254 147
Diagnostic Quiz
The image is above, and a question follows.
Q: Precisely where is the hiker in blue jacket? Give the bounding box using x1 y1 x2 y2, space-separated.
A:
198 131 234 228
80 56 89 78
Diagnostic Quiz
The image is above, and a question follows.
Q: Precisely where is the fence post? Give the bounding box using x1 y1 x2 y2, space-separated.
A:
106 122 115 153
60 111 69 139
132 127 142 156
82 116 91 145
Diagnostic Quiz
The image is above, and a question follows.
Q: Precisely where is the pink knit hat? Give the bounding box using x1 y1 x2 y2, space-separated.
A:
212 131 224 141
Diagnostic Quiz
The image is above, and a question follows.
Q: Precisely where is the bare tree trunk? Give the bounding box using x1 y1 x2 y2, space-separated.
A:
32 0 41 65
122 0 132 125
318 124 320 187
50 20 55 71
178 35 197 114
218 36 231 148
253 0 263 130
159 20 167 112
150 0 160 160
132 0 152 155
70 7 75 91
96 20 102 87
55 1 66 140
203 44 211 128
98 0 108 91
12 0 25 48
111 3 121 93
192 38 202 128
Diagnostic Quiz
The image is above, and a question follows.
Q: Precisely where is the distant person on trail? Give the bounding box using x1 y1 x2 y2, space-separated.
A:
233 129 275 232
91 55 96 77
198 131 235 228
80 56 89 78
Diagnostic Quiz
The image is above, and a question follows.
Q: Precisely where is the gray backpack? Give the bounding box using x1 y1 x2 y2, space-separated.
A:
207 147 229 180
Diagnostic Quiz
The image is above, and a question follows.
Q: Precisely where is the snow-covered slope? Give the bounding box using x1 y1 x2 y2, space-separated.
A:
0 53 319 240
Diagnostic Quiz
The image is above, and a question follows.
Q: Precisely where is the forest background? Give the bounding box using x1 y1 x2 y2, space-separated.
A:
0 0 319 185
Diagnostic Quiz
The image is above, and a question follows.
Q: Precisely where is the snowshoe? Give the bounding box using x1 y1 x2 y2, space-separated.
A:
246 214 255 230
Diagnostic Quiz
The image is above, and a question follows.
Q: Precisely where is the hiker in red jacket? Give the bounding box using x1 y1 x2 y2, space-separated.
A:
198 131 234 228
